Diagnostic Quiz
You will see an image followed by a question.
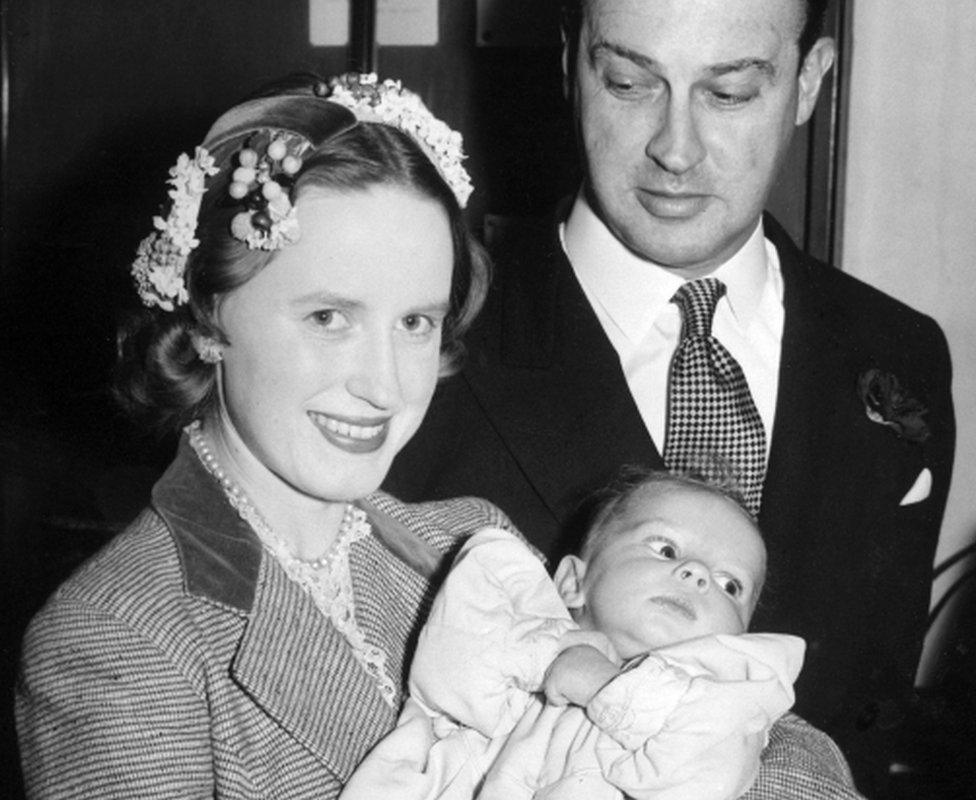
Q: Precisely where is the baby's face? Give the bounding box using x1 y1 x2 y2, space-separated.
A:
569 484 765 659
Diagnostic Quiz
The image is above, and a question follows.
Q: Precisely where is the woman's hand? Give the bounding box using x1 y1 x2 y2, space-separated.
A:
543 644 621 708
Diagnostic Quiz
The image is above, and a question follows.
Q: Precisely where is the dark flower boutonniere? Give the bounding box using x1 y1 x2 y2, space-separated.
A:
857 368 930 443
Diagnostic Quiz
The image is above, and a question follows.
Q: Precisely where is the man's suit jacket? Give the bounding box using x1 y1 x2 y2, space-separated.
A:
385 210 955 795
16 437 514 799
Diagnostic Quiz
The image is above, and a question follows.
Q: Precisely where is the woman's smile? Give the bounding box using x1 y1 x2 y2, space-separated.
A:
308 411 390 454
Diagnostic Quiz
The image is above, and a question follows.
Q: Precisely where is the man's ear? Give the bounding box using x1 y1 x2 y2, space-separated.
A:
795 36 836 126
553 555 587 609
561 25 572 101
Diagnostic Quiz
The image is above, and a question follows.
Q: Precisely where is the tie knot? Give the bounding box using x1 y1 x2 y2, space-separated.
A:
671 278 726 338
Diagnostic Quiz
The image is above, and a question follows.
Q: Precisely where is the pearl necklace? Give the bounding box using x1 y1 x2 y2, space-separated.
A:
185 420 397 707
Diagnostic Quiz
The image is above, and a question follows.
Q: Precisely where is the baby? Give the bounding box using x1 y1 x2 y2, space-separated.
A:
342 470 805 800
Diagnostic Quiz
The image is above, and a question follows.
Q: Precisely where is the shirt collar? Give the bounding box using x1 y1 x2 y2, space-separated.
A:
562 192 771 342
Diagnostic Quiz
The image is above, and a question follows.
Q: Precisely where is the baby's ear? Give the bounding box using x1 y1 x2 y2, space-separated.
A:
553 555 587 610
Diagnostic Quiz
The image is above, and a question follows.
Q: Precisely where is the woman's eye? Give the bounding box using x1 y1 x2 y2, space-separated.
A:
648 539 678 559
399 314 437 336
309 309 349 331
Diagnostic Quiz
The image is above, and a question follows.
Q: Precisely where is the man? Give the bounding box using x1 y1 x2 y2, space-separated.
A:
387 0 955 794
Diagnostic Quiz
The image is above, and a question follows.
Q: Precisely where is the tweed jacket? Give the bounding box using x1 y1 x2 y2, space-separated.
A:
16 437 515 799
385 208 955 795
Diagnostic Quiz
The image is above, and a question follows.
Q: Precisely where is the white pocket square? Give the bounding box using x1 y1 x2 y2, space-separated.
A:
900 468 932 506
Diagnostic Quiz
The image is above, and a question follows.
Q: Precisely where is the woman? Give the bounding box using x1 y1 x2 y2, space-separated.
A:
15 73 512 798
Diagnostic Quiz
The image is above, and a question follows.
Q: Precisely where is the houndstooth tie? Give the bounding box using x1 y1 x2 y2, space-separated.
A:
662 278 766 514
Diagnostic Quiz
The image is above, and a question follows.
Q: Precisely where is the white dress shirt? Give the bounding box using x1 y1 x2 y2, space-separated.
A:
561 193 784 459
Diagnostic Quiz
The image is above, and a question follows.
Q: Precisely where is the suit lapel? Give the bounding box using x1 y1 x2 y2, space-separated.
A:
465 213 877 556
231 554 396 782
156 439 397 781
759 218 852 554
466 220 660 524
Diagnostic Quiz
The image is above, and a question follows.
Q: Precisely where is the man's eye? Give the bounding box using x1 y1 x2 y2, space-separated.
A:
648 539 678 559
597 60 662 100
707 88 756 108
604 74 661 100
605 75 635 93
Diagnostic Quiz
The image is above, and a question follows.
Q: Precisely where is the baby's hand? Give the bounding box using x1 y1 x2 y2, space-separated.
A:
543 645 620 708
554 629 619 662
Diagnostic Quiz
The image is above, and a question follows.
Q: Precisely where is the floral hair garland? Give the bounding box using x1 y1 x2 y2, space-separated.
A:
131 73 472 312
131 147 218 311
326 73 473 208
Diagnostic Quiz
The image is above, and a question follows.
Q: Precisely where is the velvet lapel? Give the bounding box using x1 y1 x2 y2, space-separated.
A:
152 437 263 611
759 217 851 546
154 437 395 780
465 218 660 524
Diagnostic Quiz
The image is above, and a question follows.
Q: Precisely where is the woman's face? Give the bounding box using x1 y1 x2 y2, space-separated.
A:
214 185 454 504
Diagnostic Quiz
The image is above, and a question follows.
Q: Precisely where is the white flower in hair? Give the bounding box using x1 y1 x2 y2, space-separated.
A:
328 73 474 208
131 74 475 314
131 147 218 311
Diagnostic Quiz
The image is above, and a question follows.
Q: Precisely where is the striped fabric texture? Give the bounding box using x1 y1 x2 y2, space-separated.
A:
743 713 866 799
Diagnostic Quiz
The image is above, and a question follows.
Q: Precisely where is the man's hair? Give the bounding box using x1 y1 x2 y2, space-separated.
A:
578 464 758 563
799 0 831 60
562 0 830 63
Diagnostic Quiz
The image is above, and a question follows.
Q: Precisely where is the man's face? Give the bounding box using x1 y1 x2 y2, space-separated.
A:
569 0 833 276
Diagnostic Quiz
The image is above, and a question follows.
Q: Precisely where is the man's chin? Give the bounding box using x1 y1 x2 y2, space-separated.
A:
623 235 724 277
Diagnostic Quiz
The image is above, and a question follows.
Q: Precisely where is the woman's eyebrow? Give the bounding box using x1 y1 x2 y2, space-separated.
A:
410 300 452 316
291 291 361 309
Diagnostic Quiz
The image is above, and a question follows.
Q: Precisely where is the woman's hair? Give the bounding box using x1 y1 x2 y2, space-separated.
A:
577 463 757 563
116 83 489 434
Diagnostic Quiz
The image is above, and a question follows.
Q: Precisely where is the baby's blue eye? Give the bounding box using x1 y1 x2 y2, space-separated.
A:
720 577 744 597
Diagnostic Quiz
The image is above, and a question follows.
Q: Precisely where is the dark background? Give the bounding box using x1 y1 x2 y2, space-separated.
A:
2 1 971 797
